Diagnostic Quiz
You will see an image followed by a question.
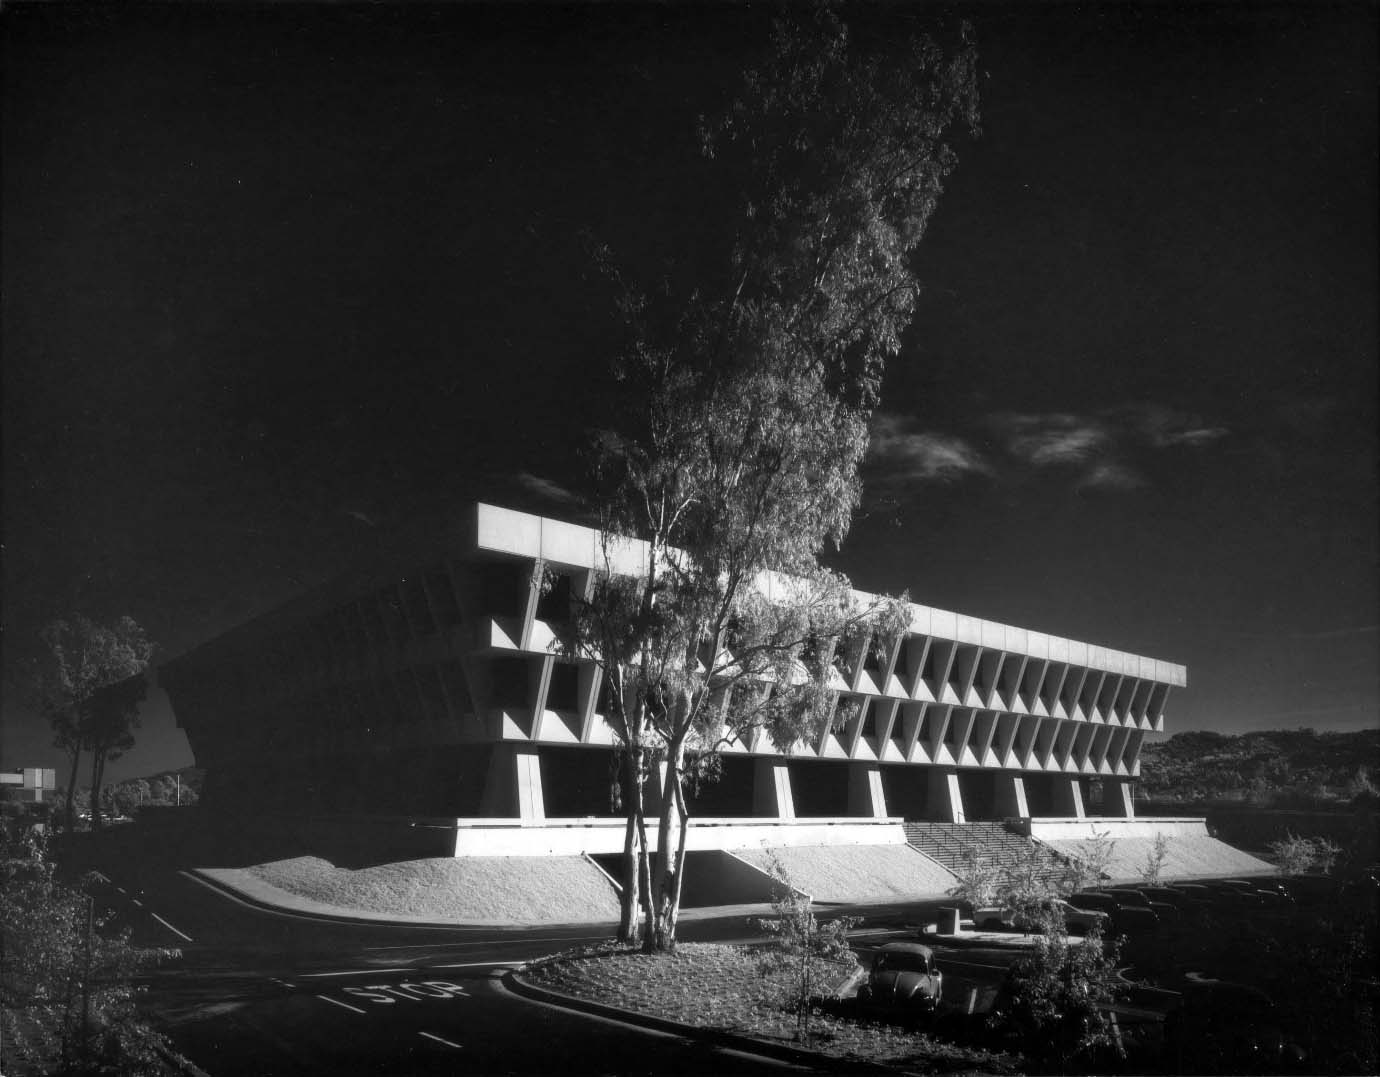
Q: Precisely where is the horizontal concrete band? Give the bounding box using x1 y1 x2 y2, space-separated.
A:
449 817 910 856
1027 817 1210 841
474 503 1187 687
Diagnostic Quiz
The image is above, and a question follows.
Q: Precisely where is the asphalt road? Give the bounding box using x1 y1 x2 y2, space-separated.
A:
72 828 1022 1076
84 863 821 1076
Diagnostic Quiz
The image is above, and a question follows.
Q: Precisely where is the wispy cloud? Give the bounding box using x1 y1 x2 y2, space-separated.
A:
868 414 991 484
981 404 1229 493
1078 462 1147 491
515 472 579 505
1113 403 1228 449
993 412 1111 466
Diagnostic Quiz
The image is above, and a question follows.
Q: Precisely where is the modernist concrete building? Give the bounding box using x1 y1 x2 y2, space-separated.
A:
160 502 1238 878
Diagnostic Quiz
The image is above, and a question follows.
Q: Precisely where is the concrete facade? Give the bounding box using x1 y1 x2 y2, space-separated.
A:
160 503 1188 856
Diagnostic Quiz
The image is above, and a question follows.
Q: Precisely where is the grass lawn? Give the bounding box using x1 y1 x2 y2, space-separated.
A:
519 942 1022 1074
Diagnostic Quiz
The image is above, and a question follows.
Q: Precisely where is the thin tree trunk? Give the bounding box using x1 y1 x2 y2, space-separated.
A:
64 744 82 831
650 754 675 951
634 789 656 953
89 751 104 832
650 741 692 952
617 751 641 943
665 760 692 949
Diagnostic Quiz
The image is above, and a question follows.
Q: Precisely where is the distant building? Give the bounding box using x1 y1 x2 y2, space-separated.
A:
162 503 1203 865
0 768 56 803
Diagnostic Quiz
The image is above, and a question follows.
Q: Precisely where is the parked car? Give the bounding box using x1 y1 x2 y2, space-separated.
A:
1194 880 1267 907
975 897 1108 935
1070 891 1161 934
1167 881 1242 907
1104 887 1182 923
1140 885 1212 911
856 943 943 1018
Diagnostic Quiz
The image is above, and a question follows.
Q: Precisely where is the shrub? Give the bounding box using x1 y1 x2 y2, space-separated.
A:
1266 831 1343 876
989 904 1123 1070
1139 833 1171 885
947 841 1003 908
0 829 180 1074
753 855 857 1044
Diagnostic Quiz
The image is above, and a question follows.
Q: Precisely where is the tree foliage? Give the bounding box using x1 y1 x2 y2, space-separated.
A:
31 616 155 831
1140 728 1380 805
990 906 1123 1071
83 675 151 832
947 841 1004 908
1266 831 1343 876
0 830 177 1074
566 4 978 952
1064 828 1116 894
949 834 1114 928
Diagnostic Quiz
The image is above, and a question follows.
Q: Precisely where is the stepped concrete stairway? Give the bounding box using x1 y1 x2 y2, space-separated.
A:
903 820 1075 889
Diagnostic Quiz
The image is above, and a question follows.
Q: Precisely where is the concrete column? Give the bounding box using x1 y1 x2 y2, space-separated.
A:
995 774 1030 819
847 763 888 818
1053 776 1086 819
1104 778 1135 818
926 768 965 823
480 744 546 821
753 758 795 819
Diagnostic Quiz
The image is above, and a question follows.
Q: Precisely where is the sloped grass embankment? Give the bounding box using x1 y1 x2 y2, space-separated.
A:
203 855 622 923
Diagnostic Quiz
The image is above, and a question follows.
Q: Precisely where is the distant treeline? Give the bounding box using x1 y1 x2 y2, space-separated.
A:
1139 728 1380 808
50 768 204 816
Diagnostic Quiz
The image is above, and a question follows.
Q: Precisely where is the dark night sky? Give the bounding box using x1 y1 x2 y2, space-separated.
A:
3 3 1376 787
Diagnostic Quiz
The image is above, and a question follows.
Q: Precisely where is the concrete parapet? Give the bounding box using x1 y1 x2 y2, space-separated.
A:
449 816 908 857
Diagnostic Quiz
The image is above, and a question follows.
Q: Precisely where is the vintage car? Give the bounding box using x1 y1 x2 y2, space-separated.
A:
855 942 943 1017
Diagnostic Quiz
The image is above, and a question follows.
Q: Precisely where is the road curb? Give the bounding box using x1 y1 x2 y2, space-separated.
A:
503 969 896 1074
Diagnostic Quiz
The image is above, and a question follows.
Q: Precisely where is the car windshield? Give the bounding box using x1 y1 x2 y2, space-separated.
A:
875 952 932 974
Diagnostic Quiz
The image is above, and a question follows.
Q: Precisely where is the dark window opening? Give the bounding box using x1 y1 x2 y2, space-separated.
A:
536 571 574 625
481 562 528 620
547 662 580 712
490 657 529 710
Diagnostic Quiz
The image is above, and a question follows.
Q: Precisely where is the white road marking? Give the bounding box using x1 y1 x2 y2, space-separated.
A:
343 982 469 1004
316 994 367 1015
132 899 143 907
117 887 127 895
419 1031 463 1050
432 960 522 970
151 913 194 942
301 968 409 979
